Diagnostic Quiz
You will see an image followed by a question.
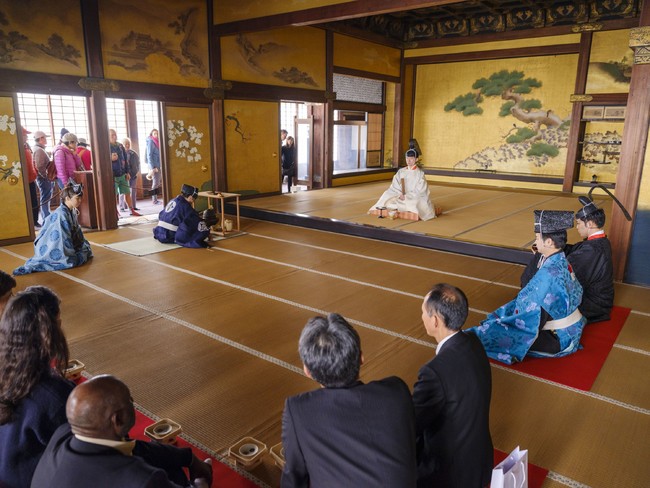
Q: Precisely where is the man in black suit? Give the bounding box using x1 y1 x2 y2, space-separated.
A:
31 375 212 488
413 284 493 488
281 313 416 488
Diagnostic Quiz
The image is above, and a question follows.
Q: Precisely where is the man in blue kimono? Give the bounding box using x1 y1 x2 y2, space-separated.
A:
467 210 586 364
521 197 614 323
153 184 210 248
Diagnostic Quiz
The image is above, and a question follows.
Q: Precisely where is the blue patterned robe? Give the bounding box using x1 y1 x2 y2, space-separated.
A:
467 252 585 364
153 195 209 248
13 205 93 275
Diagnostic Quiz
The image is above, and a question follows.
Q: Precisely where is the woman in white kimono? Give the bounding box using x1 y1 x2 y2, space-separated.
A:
369 149 437 221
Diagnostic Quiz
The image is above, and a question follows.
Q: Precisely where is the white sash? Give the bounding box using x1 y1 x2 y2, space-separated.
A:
157 221 178 232
542 309 583 330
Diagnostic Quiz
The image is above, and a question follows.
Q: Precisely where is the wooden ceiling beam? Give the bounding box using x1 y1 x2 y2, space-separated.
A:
214 0 463 36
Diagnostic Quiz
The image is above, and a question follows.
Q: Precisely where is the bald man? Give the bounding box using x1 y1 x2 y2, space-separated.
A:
31 375 212 488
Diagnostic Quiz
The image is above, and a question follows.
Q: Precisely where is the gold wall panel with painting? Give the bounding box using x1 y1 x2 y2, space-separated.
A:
214 0 349 24
223 100 279 194
413 54 578 178
333 34 401 78
220 27 326 90
164 105 212 203
99 0 209 88
585 29 632 94
0 2 86 76
0 96 30 241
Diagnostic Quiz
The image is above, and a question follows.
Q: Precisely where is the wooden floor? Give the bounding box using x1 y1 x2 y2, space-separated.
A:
1 199 648 487
240 181 614 255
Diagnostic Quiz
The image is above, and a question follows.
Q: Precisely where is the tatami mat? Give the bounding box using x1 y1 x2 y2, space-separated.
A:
1 213 648 488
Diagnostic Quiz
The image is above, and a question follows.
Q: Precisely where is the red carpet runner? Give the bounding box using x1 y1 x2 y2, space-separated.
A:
130 409 261 488
491 306 631 391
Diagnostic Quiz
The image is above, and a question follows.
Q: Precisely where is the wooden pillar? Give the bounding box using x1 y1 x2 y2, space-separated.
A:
610 5 650 280
88 92 118 229
563 31 593 192
393 50 404 169
211 98 226 191
324 30 335 188
208 2 227 193
80 0 118 230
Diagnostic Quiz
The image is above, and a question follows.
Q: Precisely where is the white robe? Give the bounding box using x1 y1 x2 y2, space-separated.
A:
370 167 436 220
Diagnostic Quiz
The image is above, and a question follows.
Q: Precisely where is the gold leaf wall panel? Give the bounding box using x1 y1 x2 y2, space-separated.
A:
164 105 212 199
214 0 350 24
333 34 401 77
0 1 86 76
220 27 326 90
99 0 209 88
586 29 632 94
413 54 578 177
0 97 30 241
223 100 279 194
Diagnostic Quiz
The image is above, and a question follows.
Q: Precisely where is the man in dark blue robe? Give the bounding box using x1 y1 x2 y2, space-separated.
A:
153 184 210 248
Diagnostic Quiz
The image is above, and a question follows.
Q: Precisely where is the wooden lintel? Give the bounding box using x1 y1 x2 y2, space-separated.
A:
214 0 458 35
405 43 580 65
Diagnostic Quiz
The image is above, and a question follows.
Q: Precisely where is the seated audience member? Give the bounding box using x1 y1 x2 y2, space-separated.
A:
0 286 74 488
153 184 210 248
413 284 493 488
14 182 93 276
281 313 416 488
369 149 437 221
521 197 613 323
31 375 212 488
469 210 586 364
0 270 16 315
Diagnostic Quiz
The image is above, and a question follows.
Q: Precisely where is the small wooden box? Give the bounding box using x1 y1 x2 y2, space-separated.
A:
228 437 267 470
269 443 285 469
64 359 85 381
144 419 182 444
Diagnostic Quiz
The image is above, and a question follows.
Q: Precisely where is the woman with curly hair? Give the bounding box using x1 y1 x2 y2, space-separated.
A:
0 286 74 488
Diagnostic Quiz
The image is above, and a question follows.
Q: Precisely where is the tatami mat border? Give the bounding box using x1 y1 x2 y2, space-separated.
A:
6 244 646 417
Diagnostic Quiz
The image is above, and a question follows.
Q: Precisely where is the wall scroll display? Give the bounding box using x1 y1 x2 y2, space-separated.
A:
582 106 605 120
603 106 626 120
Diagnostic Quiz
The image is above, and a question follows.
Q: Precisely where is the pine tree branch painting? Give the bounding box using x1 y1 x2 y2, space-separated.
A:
445 70 568 162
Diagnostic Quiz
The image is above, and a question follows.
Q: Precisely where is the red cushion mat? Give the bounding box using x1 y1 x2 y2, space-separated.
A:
490 306 631 391
493 449 548 488
130 410 260 488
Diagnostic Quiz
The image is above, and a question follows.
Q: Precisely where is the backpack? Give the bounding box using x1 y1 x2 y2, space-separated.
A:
46 159 57 181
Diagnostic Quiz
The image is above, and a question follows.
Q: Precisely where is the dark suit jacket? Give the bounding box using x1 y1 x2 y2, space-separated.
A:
281 376 416 488
31 424 192 488
413 332 493 488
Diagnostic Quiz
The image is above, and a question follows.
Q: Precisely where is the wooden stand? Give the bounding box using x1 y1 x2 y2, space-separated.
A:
197 191 241 236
